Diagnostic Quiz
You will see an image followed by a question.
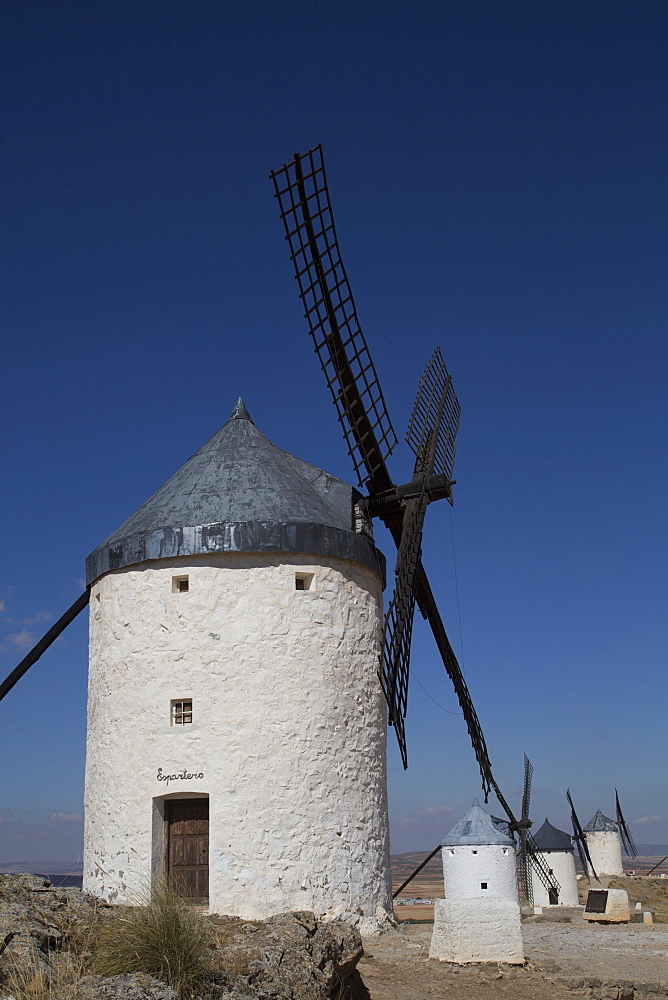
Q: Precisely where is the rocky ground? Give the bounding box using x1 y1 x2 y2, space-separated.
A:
1 874 666 999
0 874 362 999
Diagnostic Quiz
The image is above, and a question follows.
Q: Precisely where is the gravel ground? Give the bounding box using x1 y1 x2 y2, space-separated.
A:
522 921 668 981
357 920 668 1000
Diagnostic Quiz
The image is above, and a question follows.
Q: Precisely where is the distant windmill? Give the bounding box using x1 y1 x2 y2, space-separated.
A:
530 818 579 906
580 791 637 878
513 755 561 905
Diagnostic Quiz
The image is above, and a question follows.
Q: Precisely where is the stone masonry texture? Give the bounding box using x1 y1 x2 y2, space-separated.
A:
83 551 393 934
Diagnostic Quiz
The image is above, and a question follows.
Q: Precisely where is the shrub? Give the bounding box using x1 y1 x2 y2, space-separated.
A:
93 879 213 999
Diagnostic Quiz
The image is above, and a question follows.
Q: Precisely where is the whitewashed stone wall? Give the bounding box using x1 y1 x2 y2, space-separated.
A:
585 831 623 876
83 551 392 933
429 898 525 964
441 844 519 901
530 850 578 906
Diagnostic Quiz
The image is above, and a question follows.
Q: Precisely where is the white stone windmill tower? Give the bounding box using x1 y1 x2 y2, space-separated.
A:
82 398 392 929
567 789 637 880
583 810 624 877
429 799 525 964
530 818 579 906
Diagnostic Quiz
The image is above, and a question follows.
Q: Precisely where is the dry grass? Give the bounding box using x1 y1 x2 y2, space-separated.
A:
92 878 214 998
0 933 86 1000
607 876 668 922
0 901 106 1000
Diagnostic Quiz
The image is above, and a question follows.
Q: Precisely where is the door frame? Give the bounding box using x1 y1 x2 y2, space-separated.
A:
151 792 209 896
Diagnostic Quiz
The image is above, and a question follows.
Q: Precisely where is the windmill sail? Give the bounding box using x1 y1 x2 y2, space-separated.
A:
615 789 638 858
510 755 561 904
380 494 428 767
525 832 561 900
406 347 461 490
380 350 461 766
517 754 533 901
0 591 90 702
567 789 598 881
270 145 397 490
271 145 504 801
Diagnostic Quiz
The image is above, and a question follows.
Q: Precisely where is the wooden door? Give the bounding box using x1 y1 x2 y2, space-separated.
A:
165 799 209 903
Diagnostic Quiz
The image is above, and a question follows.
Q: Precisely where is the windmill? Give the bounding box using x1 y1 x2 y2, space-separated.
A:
615 789 638 859
3 144 512 805
567 788 599 880
512 754 561 905
3 143 537 924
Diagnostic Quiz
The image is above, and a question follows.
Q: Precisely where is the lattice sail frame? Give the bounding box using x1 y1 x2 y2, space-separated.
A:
525 832 562 902
269 145 502 791
270 145 397 487
379 493 429 767
517 754 534 901
380 348 461 767
406 347 461 490
567 788 598 881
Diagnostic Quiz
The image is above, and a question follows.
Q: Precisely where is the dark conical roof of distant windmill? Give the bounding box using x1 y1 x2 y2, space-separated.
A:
86 398 385 585
533 818 574 852
584 810 618 833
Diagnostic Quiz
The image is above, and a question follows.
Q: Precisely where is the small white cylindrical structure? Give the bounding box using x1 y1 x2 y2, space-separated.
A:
442 843 519 901
530 818 579 907
429 800 524 965
584 811 623 877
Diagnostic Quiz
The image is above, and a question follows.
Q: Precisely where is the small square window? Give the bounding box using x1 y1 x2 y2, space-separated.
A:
171 699 193 725
472 849 477 854
481 882 488 890
295 573 313 591
172 576 189 593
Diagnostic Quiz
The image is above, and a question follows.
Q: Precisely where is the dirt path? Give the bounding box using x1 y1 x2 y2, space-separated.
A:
357 922 668 1000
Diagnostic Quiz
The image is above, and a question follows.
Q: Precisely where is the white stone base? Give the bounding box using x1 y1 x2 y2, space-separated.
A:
429 898 525 964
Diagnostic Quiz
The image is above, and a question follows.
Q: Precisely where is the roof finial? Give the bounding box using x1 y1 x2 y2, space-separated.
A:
230 397 253 423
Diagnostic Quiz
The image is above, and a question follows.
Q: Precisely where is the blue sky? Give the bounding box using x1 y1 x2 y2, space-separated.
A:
1 0 666 865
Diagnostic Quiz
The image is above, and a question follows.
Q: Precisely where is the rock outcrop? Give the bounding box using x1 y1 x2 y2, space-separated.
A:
0 874 363 999
207 909 363 999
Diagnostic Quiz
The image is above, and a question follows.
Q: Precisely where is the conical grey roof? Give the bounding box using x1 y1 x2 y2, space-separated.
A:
86 399 385 584
533 818 573 852
441 799 515 847
584 810 618 833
